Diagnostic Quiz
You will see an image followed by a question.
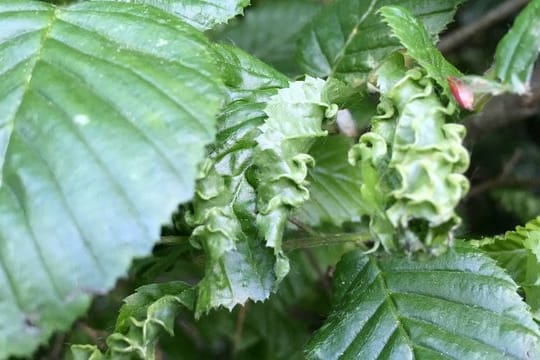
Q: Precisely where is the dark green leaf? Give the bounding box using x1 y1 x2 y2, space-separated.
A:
297 0 466 86
295 136 366 227
495 0 540 93
474 216 540 320
96 0 251 31
305 246 540 359
492 189 540 224
0 1 223 357
215 0 322 75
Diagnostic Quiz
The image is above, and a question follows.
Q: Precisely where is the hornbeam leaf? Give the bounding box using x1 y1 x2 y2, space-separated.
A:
379 5 462 99
475 216 540 320
0 1 224 357
297 0 466 86
305 246 540 359
187 44 288 315
495 0 540 94
96 0 251 31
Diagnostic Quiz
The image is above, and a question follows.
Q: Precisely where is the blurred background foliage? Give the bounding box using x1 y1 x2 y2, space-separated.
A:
33 0 539 358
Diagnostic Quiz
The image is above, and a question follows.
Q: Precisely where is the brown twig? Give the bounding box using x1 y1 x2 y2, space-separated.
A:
438 0 529 53
232 303 248 356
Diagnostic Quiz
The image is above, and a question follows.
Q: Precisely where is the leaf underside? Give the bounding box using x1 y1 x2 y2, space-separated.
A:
95 0 251 31
0 1 223 357
297 0 466 86
305 246 540 360
495 0 540 93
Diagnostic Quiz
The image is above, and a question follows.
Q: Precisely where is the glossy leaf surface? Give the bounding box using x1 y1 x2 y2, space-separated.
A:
305 246 540 359
0 1 223 357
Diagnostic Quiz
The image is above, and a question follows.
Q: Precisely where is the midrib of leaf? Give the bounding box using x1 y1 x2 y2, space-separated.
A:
1 7 57 187
329 0 380 76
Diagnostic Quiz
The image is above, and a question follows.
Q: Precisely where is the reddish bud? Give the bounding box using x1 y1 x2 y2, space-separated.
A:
448 77 474 110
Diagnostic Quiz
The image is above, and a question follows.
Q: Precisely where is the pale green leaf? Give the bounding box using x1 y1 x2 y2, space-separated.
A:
379 6 462 99
216 0 322 75
495 0 540 93
0 1 224 357
295 135 366 227
96 0 251 31
297 0 466 86
305 246 540 359
71 282 196 360
187 44 288 316
474 216 540 320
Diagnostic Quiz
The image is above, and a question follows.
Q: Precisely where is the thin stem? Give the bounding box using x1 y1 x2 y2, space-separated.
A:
283 232 372 251
232 303 248 355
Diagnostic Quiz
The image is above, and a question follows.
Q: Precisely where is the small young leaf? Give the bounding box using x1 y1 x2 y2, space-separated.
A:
379 5 463 100
495 0 540 93
305 246 540 359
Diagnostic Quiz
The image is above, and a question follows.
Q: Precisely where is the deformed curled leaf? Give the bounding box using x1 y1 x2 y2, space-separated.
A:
186 44 288 316
71 282 196 360
349 56 470 254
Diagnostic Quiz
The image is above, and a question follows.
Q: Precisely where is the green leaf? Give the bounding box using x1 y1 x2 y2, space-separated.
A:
295 135 366 227
96 0 251 31
492 189 540 224
379 6 462 99
215 0 322 75
254 76 335 279
71 282 196 360
350 57 469 254
187 44 288 316
305 246 540 359
297 0 466 86
495 0 540 94
474 216 540 320
0 1 224 357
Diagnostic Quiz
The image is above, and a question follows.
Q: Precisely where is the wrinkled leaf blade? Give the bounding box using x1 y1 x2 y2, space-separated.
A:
297 0 466 86
305 246 540 359
0 1 223 357
191 45 288 315
96 0 251 31
495 0 540 93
